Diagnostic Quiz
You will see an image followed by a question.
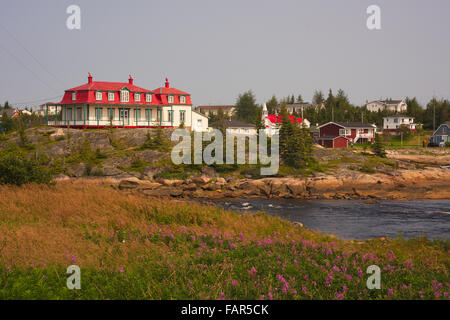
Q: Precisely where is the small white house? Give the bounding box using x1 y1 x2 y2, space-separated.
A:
209 119 257 135
366 99 408 113
383 115 416 133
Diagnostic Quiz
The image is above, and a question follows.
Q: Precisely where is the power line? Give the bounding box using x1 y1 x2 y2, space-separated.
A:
0 42 59 93
0 23 64 85
11 94 63 105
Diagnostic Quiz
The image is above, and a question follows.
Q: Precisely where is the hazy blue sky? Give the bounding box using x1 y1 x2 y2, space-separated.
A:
1 0 449 109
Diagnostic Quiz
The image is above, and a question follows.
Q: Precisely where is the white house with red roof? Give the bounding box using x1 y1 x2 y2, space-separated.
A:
262 103 310 137
46 74 208 131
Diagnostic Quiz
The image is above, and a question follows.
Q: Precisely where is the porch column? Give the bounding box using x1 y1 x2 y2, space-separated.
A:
64 106 67 126
135 107 138 126
122 105 125 127
83 104 86 126
171 106 173 127
46 104 48 126
159 107 162 127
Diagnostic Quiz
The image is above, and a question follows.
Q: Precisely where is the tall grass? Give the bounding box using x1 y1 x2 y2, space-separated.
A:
0 180 448 299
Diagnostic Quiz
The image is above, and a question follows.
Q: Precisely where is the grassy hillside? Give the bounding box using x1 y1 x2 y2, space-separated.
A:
0 180 448 299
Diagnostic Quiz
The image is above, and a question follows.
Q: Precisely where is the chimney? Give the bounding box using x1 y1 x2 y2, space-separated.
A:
88 72 92 84
165 78 170 88
129 74 133 85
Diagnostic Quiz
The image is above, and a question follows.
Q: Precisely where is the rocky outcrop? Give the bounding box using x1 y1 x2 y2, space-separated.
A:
114 167 450 201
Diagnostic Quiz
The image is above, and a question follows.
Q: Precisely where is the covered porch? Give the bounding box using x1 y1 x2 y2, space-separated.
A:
46 104 176 128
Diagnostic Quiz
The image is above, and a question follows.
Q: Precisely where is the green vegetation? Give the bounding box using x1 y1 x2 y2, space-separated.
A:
0 181 448 299
140 128 170 152
0 147 53 186
279 106 315 168
371 134 386 158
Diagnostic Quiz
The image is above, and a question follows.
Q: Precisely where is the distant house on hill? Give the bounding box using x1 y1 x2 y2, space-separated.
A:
275 103 324 116
430 121 450 147
210 119 256 135
366 99 408 113
195 105 235 117
317 122 377 148
37 102 58 116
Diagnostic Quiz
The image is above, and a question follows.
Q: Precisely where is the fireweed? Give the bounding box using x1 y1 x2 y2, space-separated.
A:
0 181 448 300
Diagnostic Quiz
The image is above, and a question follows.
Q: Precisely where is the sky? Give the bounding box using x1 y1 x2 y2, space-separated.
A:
1 0 450 109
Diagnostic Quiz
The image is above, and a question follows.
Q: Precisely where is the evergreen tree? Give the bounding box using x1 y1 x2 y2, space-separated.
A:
371 134 386 158
266 95 278 114
235 91 259 124
279 106 315 168
215 107 227 137
312 90 325 106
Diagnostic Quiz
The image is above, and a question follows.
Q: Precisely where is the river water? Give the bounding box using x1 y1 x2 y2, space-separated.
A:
217 199 450 240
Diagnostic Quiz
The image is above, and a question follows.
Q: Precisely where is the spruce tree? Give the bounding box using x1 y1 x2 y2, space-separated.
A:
371 134 386 158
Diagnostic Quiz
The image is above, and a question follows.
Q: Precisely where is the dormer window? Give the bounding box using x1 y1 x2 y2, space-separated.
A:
180 95 186 104
108 92 114 101
168 95 174 104
120 89 129 103
134 93 141 102
72 92 76 101
146 93 152 102
96 91 102 101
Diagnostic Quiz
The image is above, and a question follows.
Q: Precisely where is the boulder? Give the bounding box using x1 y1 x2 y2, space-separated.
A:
155 178 184 187
141 166 164 180
118 178 141 190
192 175 211 184
67 163 87 177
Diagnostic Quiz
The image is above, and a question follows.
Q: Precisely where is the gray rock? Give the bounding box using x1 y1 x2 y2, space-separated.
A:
141 166 164 180
67 163 87 177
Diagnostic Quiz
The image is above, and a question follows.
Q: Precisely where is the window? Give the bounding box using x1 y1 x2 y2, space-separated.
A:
108 108 115 121
145 109 152 122
120 90 129 102
180 96 186 104
134 93 141 102
72 92 76 101
96 91 102 101
168 110 173 122
339 128 350 136
179 110 186 122
394 118 398 123
168 95 174 104
95 107 103 120
146 93 152 102
108 92 115 101
135 109 141 121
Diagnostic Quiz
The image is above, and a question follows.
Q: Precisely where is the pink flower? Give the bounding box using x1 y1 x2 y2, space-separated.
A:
250 267 257 276
231 280 238 286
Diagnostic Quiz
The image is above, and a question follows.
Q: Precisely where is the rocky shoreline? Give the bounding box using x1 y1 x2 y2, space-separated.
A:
89 166 450 201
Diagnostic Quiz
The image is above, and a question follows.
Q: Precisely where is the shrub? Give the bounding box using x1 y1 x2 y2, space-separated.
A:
0 151 53 185
140 128 170 152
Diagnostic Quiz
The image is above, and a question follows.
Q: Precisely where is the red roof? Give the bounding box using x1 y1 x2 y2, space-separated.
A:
266 115 304 124
66 81 153 93
58 75 192 106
